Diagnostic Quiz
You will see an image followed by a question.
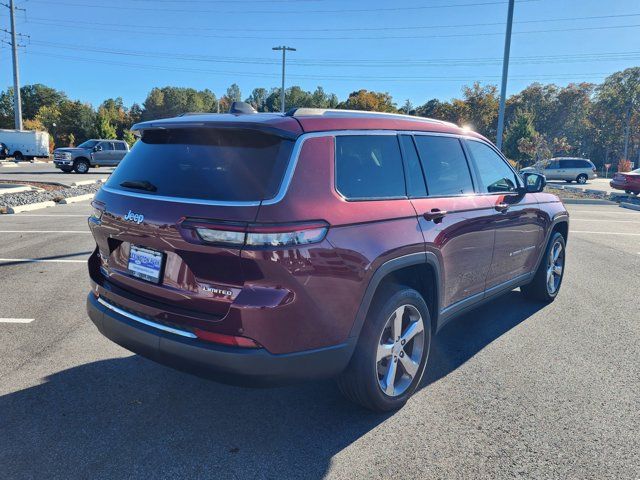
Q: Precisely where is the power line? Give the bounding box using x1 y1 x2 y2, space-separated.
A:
26 40 640 68
24 0 541 14
17 17 640 40
23 49 613 83
13 11 640 34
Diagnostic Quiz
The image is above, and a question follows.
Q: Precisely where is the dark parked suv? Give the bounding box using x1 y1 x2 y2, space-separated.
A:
86 106 569 411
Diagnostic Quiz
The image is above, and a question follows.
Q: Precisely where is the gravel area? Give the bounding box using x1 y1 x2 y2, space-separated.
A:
0 183 100 209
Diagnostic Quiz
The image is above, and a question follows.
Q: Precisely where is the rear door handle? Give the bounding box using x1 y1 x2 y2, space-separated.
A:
495 202 510 213
423 208 447 222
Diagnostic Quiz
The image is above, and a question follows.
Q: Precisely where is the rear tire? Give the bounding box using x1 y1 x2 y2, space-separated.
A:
521 232 566 303
74 159 90 174
576 174 588 184
337 286 431 412
13 151 23 161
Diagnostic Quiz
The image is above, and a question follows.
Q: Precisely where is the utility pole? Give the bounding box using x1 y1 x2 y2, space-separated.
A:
8 0 23 130
495 0 514 151
272 45 296 113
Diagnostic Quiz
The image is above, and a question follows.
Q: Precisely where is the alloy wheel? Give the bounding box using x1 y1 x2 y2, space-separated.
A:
376 304 425 397
546 240 565 295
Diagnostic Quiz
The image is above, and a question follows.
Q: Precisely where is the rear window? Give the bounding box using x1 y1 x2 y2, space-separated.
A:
105 128 294 202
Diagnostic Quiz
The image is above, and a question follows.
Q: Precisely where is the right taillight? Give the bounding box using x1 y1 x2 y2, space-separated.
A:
180 219 329 248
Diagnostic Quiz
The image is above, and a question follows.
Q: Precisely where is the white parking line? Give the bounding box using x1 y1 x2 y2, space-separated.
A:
0 230 90 234
567 209 639 215
0 258 87 264
0 318 34 323
571 218 640 223
570 231 640 236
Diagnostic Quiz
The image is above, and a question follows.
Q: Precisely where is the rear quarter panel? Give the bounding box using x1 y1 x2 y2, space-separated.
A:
245 135 424 353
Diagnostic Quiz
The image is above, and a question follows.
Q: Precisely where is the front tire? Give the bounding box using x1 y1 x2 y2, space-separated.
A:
521 232 566 302
74 159 90 174
337 286 431 412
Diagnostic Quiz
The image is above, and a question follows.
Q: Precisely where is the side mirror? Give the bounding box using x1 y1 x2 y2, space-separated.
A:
94 145 102 152
523 172 546 193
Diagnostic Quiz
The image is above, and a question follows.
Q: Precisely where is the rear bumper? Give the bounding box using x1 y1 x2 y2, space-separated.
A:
87 293 354 386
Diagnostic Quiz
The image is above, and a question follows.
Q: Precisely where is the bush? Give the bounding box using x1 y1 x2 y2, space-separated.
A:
618 159 632 172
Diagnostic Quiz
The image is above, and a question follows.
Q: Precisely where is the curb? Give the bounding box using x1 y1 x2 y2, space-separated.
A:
561 198 616 205
0 162 19 168
620 202 640 212
59 193 95 204
0 185 34 195
2 201 56 214
70 179 103 187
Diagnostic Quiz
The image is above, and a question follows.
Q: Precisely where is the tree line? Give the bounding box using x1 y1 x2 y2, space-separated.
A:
0 66 638 168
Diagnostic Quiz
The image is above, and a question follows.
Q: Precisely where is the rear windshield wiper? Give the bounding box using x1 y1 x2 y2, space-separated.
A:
120 180 157 192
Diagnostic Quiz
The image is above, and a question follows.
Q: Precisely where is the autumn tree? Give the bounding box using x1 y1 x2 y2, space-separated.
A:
337 89 397 112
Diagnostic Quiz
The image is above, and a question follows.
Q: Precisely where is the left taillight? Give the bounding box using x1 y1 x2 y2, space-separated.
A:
90 200 105 223
180 219 329 248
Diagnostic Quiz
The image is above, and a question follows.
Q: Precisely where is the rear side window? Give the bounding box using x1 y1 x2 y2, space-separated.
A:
105 128 294 202
414 136 474 196
114 142 127 151
335 135 406 199
466 140 519 194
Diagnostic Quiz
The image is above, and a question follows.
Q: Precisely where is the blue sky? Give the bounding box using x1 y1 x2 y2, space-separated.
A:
1 0 639 108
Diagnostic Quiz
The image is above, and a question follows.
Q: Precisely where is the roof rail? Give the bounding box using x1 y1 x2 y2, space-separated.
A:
285 108 452 125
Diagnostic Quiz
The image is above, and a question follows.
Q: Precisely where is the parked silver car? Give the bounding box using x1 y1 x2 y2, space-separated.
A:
53 139 130 173
521 157 597 184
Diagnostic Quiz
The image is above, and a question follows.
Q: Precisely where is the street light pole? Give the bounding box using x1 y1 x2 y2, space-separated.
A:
272 45 296 113
496 0 514 150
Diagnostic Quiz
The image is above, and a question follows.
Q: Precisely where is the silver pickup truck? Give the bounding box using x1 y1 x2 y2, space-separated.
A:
53 139 130 173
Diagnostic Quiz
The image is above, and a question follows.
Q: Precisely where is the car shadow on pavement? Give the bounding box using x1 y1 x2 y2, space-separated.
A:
0 291 544 479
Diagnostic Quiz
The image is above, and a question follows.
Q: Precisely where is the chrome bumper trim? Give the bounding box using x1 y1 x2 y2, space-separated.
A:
97 297 198 339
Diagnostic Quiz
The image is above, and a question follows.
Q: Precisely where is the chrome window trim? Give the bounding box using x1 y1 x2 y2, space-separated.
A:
100 129 484 207
97 297 198 339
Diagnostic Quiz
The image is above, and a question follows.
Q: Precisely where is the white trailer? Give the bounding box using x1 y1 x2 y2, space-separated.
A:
0 129 50 161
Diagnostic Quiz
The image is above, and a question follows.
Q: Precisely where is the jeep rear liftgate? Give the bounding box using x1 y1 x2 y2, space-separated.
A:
88 126 298 321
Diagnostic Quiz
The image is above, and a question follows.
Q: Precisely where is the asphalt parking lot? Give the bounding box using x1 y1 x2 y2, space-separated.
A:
0 161 114 186
0 201 638 479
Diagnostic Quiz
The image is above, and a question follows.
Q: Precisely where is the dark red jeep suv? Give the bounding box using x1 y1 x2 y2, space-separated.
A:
87 106 569 411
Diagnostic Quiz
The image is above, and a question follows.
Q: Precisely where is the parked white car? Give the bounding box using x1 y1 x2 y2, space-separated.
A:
0 129 50 161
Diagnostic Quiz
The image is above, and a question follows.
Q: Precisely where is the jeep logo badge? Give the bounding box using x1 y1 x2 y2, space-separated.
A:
123 210 144 224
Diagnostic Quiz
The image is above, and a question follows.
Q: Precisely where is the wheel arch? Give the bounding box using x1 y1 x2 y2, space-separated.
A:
348 252 442 340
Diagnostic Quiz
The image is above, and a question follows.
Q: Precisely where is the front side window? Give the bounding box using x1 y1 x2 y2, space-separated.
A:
335 135 406 199
466 140 519 194
414 135 474 196
98 142 114 151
